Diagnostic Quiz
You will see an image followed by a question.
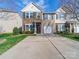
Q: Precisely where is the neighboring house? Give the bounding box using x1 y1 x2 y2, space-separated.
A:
56 6 79 33
0 9 22 33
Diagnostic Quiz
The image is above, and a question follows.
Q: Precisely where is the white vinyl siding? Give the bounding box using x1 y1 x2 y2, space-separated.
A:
0 12 22 33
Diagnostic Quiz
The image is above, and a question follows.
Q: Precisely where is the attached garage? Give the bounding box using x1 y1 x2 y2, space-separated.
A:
74 23 79 33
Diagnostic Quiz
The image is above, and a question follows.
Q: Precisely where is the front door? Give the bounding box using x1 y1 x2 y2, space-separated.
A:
36 22 41 34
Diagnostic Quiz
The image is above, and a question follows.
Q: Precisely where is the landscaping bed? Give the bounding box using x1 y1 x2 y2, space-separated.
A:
57 32 79 41
0 34 27 54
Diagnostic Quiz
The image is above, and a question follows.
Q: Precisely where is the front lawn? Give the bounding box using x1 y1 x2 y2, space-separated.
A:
57 32 79 41
0 34 27 54
0 33 12 39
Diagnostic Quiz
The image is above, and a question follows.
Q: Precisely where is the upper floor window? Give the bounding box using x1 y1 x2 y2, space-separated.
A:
51 15 54 20
58 13 65 20
25 12 40 19
33 12 37 18
44 14 48 20
25 13 29 18
56 14 58 19
48 15 53 20
61 14 64 18
43 14 54 20
30 13 33 18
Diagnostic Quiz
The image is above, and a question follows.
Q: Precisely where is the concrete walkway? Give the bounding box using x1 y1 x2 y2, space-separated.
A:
0 35 79 59
48 36 79 59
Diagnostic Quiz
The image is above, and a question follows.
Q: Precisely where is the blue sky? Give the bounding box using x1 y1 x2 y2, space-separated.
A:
0 0 60 12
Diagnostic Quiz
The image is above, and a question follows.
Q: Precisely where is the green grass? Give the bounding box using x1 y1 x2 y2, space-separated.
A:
57 32 79 41
0 34 27 54
0 33 12 39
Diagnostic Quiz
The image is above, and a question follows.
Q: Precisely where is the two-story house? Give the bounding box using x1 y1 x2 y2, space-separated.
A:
21 3 58 34
55 6 79 33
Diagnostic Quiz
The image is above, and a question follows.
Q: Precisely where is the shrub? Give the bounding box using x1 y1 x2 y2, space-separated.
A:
18 27 22 34
65 22 70 32
13 27 19 35
23 31 34 34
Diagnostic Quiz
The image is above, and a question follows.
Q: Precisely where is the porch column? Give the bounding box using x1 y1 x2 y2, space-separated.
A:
29 12 30 19
22 12 25 32
42 13 44 20
74 23 77 33
34 23 37 34
41 22 44 35
36 12 39 19
53 23 56 33
54 14 57 20
70 23 72 33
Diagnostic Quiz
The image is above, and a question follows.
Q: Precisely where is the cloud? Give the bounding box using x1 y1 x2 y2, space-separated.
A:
0 0 59 12
21 0 49 11
22 0 31 5
36 0 49 9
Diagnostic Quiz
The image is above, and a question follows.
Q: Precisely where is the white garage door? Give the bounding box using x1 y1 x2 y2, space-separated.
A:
44 26 52 34
74 27 79 33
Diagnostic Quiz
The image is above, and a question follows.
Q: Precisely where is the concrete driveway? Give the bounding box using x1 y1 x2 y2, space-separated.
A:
0 35 79 59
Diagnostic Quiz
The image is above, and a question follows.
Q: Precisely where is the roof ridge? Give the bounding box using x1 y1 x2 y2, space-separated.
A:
0 8 17 13
21 2 44 12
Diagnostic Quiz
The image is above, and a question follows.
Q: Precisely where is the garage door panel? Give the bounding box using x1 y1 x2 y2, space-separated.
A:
44 26 52 34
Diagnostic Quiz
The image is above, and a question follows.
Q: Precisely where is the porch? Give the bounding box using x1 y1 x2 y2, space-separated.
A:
23 22 42 34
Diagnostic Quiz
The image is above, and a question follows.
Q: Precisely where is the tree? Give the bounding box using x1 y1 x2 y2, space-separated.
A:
60 0 79 21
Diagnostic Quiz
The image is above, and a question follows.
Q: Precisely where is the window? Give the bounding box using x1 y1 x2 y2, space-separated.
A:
48 15 52 20
52 15 54 20
30 25 33 31
60 13 65 19
25 25 29 31
33 12 37 18
25 24 33 31
30 13 33 18
56 14 58 19
25 13 29 18
25 12 37 19
44 14 48 20
25 12 41 19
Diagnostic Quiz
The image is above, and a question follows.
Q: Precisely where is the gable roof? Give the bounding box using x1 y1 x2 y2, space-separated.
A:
61 5 73 13
0 8 17 13
21 2 43 12
31 3 43 12
55 5 74 14
55 7 66 13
